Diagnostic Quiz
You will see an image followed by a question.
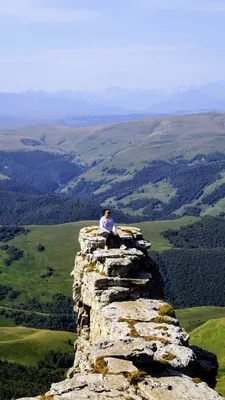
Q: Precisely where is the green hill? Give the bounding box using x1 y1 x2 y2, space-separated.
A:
177 306 225 332
1 113 225 222
190 318 225 396
0 326 76 365
0 221 95 306
1 113 225 163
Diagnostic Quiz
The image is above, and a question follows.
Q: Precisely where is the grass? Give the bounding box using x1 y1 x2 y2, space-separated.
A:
1 113 225 164
192 378 202 384
91 356 109 375
124 370 147 386
0 221 96 306
118 318 139 338
143 335 171 345
162 353 176 361
136 216 199 252
154 325 168 331
190 318 225 397
0 313 16 327
0 326 76 365
0 305 51 328
118 180 176 209
118 318 171 344
158 304 176 318
202 197 225 217
176 306 225 333
150 316 174 325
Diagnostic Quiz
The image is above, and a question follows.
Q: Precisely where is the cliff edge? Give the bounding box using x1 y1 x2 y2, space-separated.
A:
18 226 224 400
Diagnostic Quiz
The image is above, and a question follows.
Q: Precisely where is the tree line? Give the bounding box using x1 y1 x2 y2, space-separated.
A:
0 350 74 400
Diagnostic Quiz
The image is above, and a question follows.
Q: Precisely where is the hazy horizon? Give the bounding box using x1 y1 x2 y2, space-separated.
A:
0 81 225 94
1 1 225 92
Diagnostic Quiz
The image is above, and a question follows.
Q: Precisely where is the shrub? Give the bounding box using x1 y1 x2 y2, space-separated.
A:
158 304 176 318
37 244 45 252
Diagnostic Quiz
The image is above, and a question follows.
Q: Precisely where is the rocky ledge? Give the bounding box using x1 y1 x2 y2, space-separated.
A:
18 226 224 400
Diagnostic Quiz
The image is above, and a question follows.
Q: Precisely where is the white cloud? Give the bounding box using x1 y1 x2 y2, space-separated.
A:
0 0 101 23
137 0 225 12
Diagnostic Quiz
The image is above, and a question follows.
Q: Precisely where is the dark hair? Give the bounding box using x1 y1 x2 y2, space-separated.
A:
103 209 111 216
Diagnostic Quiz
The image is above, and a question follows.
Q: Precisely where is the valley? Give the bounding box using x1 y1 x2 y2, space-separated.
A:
1 113 225 224
0 112 225 399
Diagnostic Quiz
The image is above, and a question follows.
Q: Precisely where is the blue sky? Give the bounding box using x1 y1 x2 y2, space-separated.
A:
0 0 225 91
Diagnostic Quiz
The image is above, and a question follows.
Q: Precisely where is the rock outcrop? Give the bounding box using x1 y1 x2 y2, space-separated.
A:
18 226 224 400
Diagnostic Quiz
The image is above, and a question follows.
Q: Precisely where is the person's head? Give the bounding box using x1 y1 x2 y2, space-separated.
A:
103 209 111 218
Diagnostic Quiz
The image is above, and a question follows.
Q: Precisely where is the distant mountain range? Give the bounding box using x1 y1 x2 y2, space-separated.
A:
1 81 225 124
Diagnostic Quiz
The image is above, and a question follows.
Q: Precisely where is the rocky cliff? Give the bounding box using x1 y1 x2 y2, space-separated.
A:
18 226 224 400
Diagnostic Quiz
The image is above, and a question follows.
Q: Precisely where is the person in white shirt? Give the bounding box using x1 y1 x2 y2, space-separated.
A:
100 209 127 250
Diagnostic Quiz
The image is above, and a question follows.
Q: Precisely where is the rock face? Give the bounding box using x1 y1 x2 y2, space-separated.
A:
18 226 224 400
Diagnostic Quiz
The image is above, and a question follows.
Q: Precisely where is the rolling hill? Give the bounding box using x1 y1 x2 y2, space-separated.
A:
1 112 225 162
0 326 76 365
177 307 225 333
1 113 225 222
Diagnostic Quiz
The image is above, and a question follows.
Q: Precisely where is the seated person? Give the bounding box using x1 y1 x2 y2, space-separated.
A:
100 209 127 250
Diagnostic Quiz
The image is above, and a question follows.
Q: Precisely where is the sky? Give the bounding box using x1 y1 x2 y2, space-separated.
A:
0 0 225 91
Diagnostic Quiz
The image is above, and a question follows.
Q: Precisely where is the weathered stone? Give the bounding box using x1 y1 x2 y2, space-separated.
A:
104 357 138 374
153 343 196 374
91 338 155 365
78 225 149 254
99 299 179 325
18 374 223 400
135 322 189 346
47 373 132 399
138 375 222 400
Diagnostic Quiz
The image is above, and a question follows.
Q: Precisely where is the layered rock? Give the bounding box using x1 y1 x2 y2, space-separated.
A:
18 226 224 400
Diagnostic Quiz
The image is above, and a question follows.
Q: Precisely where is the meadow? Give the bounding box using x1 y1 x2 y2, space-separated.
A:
190 318 225 396
0 326 76 365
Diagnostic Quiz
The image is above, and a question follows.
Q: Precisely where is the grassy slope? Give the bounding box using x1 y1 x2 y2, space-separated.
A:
190 319 225 397
136 217 198 252
1 113 225 216
0 326 76 365
1 113 225 165
0 217 198 307
0 221 96 305
177 307 225 332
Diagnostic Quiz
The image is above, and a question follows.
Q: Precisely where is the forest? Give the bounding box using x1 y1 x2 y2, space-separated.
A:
0 150 84 193
152 216 225 308
152 248 225 308
0 309 76 332
1 150 225 224
0 189 136 225
0 350 74 400
78 153 225 220
162 216 225 248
